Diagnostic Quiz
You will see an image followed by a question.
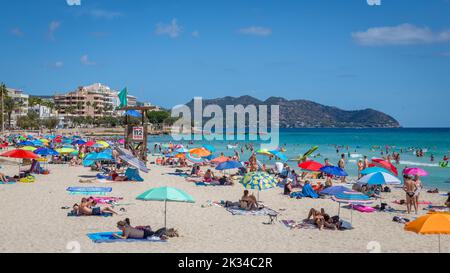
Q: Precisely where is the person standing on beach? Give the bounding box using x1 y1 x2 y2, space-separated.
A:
338 154 346 182
414 175 423 211
403 175 418 214
363 156 370 170
357 160 364 179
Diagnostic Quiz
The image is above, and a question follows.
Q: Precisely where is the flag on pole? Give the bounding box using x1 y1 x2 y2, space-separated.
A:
118 88 128 108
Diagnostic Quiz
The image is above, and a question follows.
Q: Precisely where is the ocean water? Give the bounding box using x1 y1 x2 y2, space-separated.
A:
148 128 450 190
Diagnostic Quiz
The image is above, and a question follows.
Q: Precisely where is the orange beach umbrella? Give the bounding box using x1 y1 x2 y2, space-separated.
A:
189 148 211 157
405 212 450 252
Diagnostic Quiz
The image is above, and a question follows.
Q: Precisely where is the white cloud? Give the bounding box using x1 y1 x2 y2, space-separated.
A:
80 55 96 66
155 19 182 38
66 0 81 6
48 21 61 40
239 26 272 37
11 27 24 37
352 23 450 46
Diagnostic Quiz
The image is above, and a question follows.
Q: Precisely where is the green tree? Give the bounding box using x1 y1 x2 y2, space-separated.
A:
147 110 170 124
41 118 59 132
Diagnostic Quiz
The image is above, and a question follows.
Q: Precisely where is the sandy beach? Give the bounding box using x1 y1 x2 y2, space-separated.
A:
0 154 448 253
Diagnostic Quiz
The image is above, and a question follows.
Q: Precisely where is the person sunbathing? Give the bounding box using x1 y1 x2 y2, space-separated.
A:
218 175 233 186
203 169 215 182
0 172 8 183
306 208 338 230
113 218 178 240
445 192 450 208
78 198 118 216
109 170 128 181
239 190 258 210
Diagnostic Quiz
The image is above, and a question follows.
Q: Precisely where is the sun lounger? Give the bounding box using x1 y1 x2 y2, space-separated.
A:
87 232 167 243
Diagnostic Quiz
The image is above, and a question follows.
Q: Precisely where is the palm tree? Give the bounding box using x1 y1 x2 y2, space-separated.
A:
4 97 16 129
0 83 8 131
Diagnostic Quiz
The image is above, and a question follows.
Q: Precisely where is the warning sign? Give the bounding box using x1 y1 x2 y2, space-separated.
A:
132 126 144 141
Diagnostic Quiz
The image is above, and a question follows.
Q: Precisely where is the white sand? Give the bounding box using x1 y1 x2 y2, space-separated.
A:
0 156 448 253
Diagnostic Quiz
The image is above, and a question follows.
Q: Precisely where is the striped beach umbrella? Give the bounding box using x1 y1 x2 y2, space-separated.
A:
358 171 401 186
186 153 204 164
240 172 278 201
360 167 393 176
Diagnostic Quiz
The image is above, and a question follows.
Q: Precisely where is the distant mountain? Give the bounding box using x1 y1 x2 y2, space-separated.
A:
184 95 400 128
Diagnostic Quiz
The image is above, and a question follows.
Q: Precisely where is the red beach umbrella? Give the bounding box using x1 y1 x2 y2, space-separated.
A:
298 160 324 171
371 158 398 176
84 141 96 147
0 149 39 159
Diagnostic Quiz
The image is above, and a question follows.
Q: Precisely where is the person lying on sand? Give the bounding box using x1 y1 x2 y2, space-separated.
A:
109 170 128 182
113 218 178 240
240 190 259 210
445 192 450 208
306 208 340 230
78 197 118 216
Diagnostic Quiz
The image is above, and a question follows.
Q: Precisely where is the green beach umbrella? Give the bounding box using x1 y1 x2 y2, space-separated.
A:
56 148 76 154
20 146 37 152
240 172 278 201
136 186 195 228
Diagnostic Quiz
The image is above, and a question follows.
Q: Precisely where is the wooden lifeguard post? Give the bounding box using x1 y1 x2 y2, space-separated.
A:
119 106 155 162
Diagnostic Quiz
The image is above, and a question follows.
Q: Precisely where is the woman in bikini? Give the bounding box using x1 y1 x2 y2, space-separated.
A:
403 175 418 214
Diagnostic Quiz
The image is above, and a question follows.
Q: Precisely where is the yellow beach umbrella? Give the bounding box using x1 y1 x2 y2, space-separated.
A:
56 148 76 154
21 146 37 152
405 212 450 252
96 141 110 148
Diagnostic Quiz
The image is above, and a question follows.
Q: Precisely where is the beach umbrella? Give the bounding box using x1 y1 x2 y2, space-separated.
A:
189 147 211 157
175 153 186 159
72 139 87 146
185 153 204 164
202 144 216 153
405 212 450 252
215 160 243 171
20 146 37 152
124 109 142 118
332 191 373 223
175 147 189 153
269 150 288 162
298 160 324 172
358 171 401 186
56 148 76 154
84 141 95 147
17 141 34 146
320 166 348 177
119 153 149 173
320 186 351 196
240 172 278 201
211 156 231 164
31 140 44 147
1 149 39 159
136 187 195 228
360 167 393 176
34 147 59 156
371 158 398 176
295 146 319 162
403 167 428 177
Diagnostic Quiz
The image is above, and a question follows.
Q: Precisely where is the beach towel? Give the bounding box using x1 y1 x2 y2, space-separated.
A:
125 167 144 182
67 187 112 193
87 232 166 243
225 206 278 216
92 197 123 204
195 181 229 187
290 184 319 199
348 204 376 213
67 211 113 217
0 181 16 185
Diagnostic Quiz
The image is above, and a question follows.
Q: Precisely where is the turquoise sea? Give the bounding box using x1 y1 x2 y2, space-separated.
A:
148 128 450 191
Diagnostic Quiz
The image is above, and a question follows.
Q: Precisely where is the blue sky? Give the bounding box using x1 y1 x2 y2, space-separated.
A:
1 0 449 127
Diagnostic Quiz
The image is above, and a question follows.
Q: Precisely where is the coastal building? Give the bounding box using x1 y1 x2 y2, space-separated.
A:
54 83 117 119
6 88 29 127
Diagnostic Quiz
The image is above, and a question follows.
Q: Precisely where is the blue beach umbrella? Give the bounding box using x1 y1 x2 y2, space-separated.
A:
332 191 373 223
358 171 401 186
72 139 87 146
360 167 393 176
34 147 59 156
320 166 348 177
202 144 216 153
269 150 288 162
31 140 44 147
124 110 142 118
17 141 34 146
215 160 243 171
320 186 351 196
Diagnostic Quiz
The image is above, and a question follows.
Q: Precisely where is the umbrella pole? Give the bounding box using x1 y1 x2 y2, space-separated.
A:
164 200 167 229
338 203 341 217
350 207 353 225
439 234 441 253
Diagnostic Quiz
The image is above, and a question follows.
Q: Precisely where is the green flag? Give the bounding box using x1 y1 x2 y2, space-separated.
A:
118 87 128 108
